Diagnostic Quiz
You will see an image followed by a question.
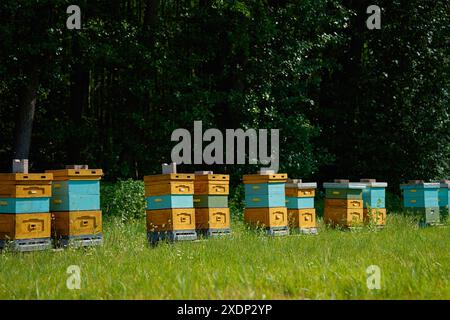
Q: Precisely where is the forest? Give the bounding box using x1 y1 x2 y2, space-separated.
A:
0 0 449 191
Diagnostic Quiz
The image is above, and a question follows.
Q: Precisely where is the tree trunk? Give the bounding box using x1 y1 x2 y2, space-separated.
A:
13 71 39 159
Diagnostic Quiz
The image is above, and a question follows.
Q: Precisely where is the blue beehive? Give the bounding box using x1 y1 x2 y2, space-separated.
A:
400 180 440 225
359 179 387 226
438 180 450 220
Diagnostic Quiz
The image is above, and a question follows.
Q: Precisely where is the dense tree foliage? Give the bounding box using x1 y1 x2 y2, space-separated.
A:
0 0 448 191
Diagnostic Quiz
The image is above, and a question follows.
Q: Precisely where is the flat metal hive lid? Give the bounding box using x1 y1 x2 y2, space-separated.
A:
400 181 440 189
286 182 317 189
323 182 366 189
359 179 388 188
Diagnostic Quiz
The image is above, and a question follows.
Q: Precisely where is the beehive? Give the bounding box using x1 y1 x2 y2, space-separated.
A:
323 180 365 228
400 180 441 226
0 173 53 251
193 172 230 237
359 179 388 227
438 180 450 221
144 169 197 244
243 171 289 236
285 179 317 234
46 167 103 247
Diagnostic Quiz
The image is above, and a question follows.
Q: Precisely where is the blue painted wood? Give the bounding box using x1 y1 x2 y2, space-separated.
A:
244 183 285 196
245 193 285 208
286 197 314 209
438 189 450 207
362 187 386 208
51 194 100 211
0 198 50 214
403 190 439 208
146 195 193 210
52 181 100 196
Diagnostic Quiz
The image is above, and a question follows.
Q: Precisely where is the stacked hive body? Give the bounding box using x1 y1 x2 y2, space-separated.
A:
46 169 103 247
400 181 440 226
144 173 197 244
323 180 365 228
285 179 317 234
0 173 53 251
438 180 450 221
360 179 388 227
193 172 230 236
243 172 289 236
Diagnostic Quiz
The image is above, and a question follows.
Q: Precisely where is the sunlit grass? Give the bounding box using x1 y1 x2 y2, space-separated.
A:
0 214 449 299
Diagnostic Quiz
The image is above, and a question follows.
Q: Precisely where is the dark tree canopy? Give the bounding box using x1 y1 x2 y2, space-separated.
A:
0 0 448 192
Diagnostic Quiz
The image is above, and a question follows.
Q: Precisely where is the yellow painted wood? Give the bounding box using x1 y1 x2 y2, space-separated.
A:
288 208 317 229
46 169 103 181
194 174 229 182
324 206 363 227
0 213 51 240
194 181 229 195
195 208 230 230
146 208 196 232
363 208 386 226
243 173 288 184
0 185 52 198
0 173 53 185
144 174 194 184
285 188 315 198
244 207 287 228
145 181 194 196
325 199 363 208
52 210 102 237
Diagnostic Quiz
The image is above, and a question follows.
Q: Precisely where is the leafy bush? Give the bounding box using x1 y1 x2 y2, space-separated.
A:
101 179 146 222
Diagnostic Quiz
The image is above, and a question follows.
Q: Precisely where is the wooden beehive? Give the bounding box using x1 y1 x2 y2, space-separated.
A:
0 173 53 252
144 169 197 243
323 180 365 228
46 167 103 247
243 171 288 235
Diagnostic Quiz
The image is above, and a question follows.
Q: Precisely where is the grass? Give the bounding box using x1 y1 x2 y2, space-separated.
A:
0 214 449 300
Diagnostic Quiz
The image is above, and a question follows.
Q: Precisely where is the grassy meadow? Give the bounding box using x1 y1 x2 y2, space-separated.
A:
0 214 449 300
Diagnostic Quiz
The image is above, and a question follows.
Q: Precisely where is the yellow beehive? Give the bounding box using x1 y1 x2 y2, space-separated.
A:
52 210 102 237
0 172 53 251
287 208 316 230
194 208 230 230
146 208 196 232
194 174 229 195
0 213 51 240
244 207 288 229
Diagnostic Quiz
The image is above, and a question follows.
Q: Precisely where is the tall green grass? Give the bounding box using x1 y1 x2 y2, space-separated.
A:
0 214 449 299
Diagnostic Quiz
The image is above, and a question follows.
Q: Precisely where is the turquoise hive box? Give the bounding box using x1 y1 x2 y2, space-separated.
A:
146 194 194 210
400 180 440 225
